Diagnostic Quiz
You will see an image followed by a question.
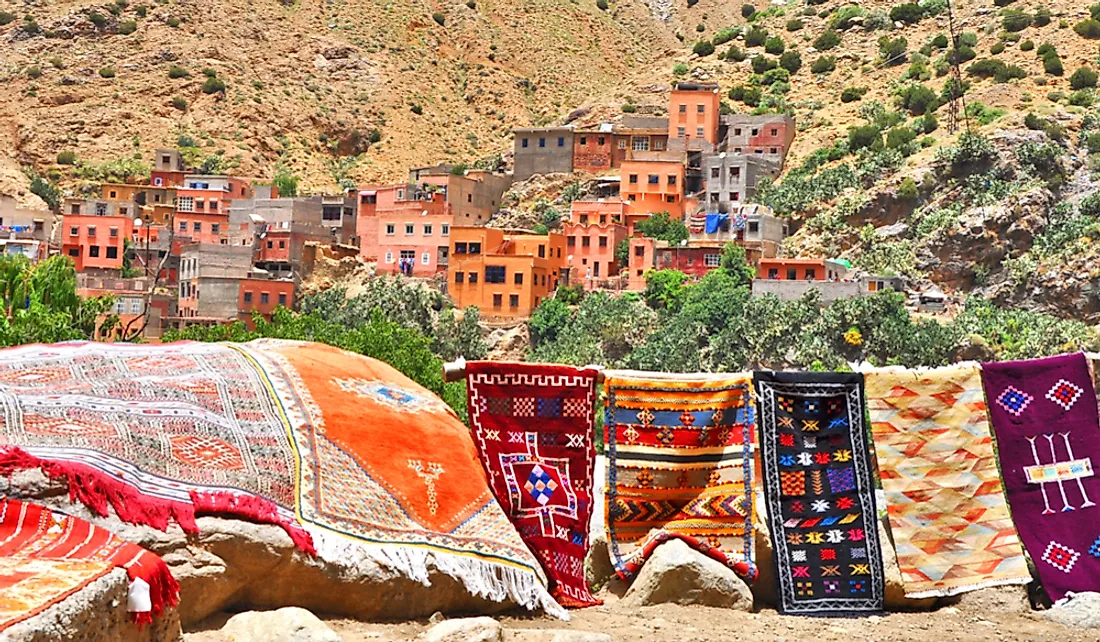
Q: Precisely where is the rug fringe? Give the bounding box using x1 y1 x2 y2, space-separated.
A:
306 525 569 621
904 576 1032 599
191 490 316 555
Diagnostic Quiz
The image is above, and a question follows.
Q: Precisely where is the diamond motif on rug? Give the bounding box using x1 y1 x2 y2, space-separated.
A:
168 435 244 470
1045 379 1083 412
995 386 1033 417
524 465 559 506
1042 541 1081 573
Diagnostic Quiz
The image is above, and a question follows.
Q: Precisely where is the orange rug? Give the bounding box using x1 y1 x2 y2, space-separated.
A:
0 557 111 632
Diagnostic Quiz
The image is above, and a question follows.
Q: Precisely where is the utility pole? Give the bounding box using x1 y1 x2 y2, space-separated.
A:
945 0 970 134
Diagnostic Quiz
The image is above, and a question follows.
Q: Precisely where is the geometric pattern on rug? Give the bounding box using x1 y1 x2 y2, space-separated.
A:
0 557 111 632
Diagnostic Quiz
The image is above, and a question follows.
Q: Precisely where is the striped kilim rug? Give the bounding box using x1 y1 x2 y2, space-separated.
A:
604 371 757 582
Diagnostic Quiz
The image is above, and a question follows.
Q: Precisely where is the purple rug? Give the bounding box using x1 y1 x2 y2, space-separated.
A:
981 353 1100 602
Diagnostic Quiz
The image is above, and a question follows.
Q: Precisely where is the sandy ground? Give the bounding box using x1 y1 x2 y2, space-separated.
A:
184 589 1098 642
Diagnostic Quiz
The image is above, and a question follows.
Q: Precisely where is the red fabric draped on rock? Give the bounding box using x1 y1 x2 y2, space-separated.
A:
465 361 601 608
0 498 180 624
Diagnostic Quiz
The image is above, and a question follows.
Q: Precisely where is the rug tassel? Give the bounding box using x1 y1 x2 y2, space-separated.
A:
191 490 316 555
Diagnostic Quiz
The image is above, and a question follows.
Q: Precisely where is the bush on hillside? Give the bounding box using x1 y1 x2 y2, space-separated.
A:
848 124 883 151
764 35 785 54
967 58 1026 82
878 36 908 65
88 12 106 28
940 77 970 101
886 126 917 150
696 23 705 32
0 11 14 25
992 0 1015 5
990 41 1005 55
958 32 978 47
171 96 187 111
813 30 841 50
931 33 948 48
596 0 608 9
742 4 756 18
752 54 777 73
201 76 226 94
168 65 189 78
745 26 768 47
56 151 77 165
965 101 1005 125
713 27 739 45
98 67 115 78
786 18 804 31
947 45 977 64
895 82 939 115
863 10 892 31
841 86 869 102
780 50 802 73
830 5 866 30
1002 9 1032 33
725 45 747 61
1069 90 1096 107
118 19 136 34
693 40 716 56
919 111 939 133
1076 19 1100 39
811 56 836 74
889 2 923 24
762 68 790 85
1044 53 1064 76
432 12 445 25
1071 67 1099 89
1034 7 1051 26
1020 39 1035 50
1036 42 1055 57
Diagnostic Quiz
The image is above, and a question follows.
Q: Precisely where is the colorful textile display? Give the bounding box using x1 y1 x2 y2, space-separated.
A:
465 361 601 608
0 557 111 632
604 371 757 582
688 212 707 234
865 364 1030 598
0 498 179 624
980 353 1100 603
755 371 885 616
0 341 562 617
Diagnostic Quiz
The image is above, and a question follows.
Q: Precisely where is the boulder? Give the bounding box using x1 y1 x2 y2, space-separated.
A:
1044 592 1100 629
418 617 503 642
221 608 340 642
505 631 612 642
584 534 615 592
621 539 753 610
2 470 523 628
1 567 181 642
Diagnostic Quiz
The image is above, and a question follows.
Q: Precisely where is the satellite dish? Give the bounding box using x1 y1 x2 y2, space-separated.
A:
133 218 143 227
422 210 428 216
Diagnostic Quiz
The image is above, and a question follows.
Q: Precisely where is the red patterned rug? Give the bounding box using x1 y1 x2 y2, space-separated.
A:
0 498 178 625
466 361 601 608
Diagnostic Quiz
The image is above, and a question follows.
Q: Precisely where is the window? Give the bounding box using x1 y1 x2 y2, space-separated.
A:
212 223 221 234
493 294 502 308
538 245 546 258
454 242 467 254
647 175 659 185
178 196 193 212
385 251 394 264
128 298 142 314
667 175 677 186
710 192 720 203
631 136 649 151
653 139 665 151
770 147 778 154
260 292 270 304
89 246 100 258
509 294 519 308
730 191 741 201
598 136 605 145
617 140 627 150
593 262 600 277
787 269 797 280
539 138 546 148
106 246 118 259
711 167 720 179
755 149 764 155
87 226 96 237
734 147 742 153
599 236 608 247
69 226 78 236
678 104 687 113
567 236 576 247
400 250 415 261
209 200 219 211
405 223 414 235
454 272 464 284
514 272 523 285
469 243 481 254
704 254 720 267
109 190 117 199
278 240 285 249
278 293 287 306
666 195 676 203
748 221 759 234
580 215 589 224
95 203 107 216
522 138 529 148
70 204 80 214
441 224 449 236
806 269 817 281
771 128 778 136
267 241 274 249
579 136 587 145
735 128 742 136
485 266 506 283
677 127 686 137
154 193 162 203
154 177 163 186
628 194 636 201
599 215 606 224
466 194 472 203
696 104 705 113
732 167 741 178
68 248 79 257
386 223 395 235
582 236 590 247
696 127 705 137
541 274 547 286
628 174 638 184
752 128 759 136
34 221 42 232
244 291 254 303
468 272 478 284
193 222 203 233
423 224 433 235
557 137 565 147
421 252 430 265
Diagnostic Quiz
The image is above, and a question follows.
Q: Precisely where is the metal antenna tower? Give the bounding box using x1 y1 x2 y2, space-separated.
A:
945 0 970 133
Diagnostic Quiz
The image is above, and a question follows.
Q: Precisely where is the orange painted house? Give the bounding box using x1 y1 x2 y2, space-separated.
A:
175 175 251 245
565 200 629 288
151 148 189 188
620 157 685 231
238 277 295 321
757 258 849 281
61 214 133 271
356 185 401 260
448 227 565 318
376 193 453 277
669 82 721 149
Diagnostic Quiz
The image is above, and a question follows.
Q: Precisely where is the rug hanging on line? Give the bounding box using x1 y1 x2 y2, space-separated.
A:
755 371 885 616
865 364 1030 598
0 498 179 625
466 361 601 608
604 371 757 582
0 340 563 618
980 352 1100 603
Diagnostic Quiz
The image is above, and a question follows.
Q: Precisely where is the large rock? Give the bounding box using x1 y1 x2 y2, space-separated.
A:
221 608 341 642
1044 592 1100 629
2 471 524 627
0 568 181 642
583 534 615 592
620 539 753 610
418 617 503 642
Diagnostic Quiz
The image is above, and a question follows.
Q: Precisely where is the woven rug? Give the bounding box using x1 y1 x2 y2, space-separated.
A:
0 340 562 617
981 353 1100 603
755 371 885 616
466 362 600 608
0 557 111 632
604 371 757 582
865 364 1030 598
0 498 179 624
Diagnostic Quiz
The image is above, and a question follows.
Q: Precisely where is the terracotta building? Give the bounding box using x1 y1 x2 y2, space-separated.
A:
668 82 721 151
719 114 797 168
173 243 293 328
563 200 628 289
174 174 252 245
573 126 615 173
757 257 848 281
407 166 512 224
355 185 401 261
620 154 686 230
448 227 565 318
375 191 453 277
150 149 189 188
61 214 133 271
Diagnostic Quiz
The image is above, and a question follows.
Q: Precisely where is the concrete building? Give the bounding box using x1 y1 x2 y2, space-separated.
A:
703 154 782 212
613 117 670 167
0 196 53 248
719 114 797 168
174 244 293 326
77 275 174 339
668 83 721 152
688 204 787 260
375 192 452 278
408 167 512 224
512 127 575 181
564 200 628 289
151 148 189 188
320 194 356 242
61 214 132 271
227 196 339 279
448 227 566 318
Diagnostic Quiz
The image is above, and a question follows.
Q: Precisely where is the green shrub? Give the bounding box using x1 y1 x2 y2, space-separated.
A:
1036 42 1055 57
672 62 689 76
947 45 977 64
958 32 978 47
98 66 115 78
889 3 923 24
967 58 1025 82
25 65 41 79
171 96 187 111
1085 132 1100 153
596 0 608 9
931 33 948 48
168 65 189 78
1034 7 1051 26
696 23 705 32
742 3 755 18
897 176 919 200
731 85 762 106
49 57 63 68
1069 90 1096 107
886 126 917 150
1071 66 1099 89
693 40 715 56
920 111 939 133
166 16 180 27
786 18 803 31
725 45 747 61
940 77 970 101
990 41 1005 54
135 5 147 17
621 103 638 112
432 12 445 25
744 26 767 47
56 151 77 165
1002 9 1032 32
118 19 136 34
779 50 802 73
712 27 739 45
830 5 866 30
1044 53 1064 76
863 10 891 31
1076 19 1100 39
878 36 908 65
1092 3 1100 19
841 86 868 102
752 54 777 73
848 124 882 151
1020 39 1034 51
0 11 14 25
813 30 841 50
88 12 106 28
201 76 226 94
993 0 1015 5
895 82 939 115
965 101 1005 125
811 56 836 74
764 35 785 54
762 67 790 85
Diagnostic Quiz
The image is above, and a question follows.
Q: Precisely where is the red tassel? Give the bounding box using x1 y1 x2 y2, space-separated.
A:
130 611 154 627
191 490 315 555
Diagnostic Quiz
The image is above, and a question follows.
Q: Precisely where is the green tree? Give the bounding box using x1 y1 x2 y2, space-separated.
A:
272 167 299 197
719 243 756 285
643 270 689 311
635 211 689 245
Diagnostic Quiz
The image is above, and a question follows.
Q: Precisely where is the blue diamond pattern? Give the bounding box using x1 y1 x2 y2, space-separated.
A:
996 386 1033 417
1090 537 1100 559
524 465 558 505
